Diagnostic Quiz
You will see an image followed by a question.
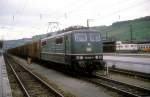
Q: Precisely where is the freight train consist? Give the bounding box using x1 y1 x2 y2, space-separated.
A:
8 29 105 74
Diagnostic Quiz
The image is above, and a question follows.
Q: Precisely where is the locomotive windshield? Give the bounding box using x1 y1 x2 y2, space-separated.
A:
75 33 87 42
74 32 101 42
89 33 101 42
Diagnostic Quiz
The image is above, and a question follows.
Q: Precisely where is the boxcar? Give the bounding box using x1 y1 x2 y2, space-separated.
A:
8 41 41 59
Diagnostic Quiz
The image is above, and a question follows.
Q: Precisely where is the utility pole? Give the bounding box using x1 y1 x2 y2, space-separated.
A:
106 31 108 40
87 19 89 28
64 12 67 20
1 36 4 53
118 15 120 21
40 14 42 20
13 15 15 21
87 19 93 28
130 24 133 43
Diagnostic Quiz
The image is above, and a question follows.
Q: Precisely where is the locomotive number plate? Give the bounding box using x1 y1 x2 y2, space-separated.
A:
86 47 92 52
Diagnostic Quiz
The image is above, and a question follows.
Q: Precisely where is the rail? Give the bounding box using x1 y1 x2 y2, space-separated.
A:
91 75 150 97
5 55 64 97
107 68 150 80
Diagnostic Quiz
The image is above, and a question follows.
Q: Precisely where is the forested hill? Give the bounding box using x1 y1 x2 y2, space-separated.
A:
92 16 150 42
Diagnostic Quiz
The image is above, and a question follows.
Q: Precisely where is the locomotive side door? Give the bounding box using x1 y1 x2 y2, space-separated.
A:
64 34 72 65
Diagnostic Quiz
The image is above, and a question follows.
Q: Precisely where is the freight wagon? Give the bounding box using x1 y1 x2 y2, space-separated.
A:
8 29 106 74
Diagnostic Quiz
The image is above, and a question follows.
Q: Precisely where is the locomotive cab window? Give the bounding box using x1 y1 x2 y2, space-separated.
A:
55 37 63 45
42 40 47 46
90 33 101 42
74 33 87 42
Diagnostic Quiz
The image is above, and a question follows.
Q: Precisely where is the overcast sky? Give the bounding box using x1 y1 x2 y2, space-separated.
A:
0 0 150 40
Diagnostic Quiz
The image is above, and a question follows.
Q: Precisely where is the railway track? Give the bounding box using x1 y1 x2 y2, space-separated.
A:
5 55 64 97
6 55 150 97
5 56 26 97
85 75 150 97
107 68 150 80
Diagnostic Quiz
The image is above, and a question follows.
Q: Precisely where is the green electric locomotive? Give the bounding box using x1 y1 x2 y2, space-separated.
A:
41 29 105 74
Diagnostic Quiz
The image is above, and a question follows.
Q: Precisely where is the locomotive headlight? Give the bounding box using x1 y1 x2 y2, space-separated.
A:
99 55 102 59
80 56 83 60
76 56 83 60
76 56 80 59
95 56 99 59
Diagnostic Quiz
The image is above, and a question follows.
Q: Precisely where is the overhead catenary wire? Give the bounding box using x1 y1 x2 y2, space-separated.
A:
39 0 133 27
68 0 148 17
96 0 150 21
46 0 148 27
9 0 150 30
68 0 150 26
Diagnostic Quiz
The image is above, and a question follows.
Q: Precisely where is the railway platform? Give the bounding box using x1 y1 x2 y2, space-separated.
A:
103 53 150 58
0 54 12 97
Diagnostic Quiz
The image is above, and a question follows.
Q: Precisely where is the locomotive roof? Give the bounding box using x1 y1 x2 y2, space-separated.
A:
41 29 99 41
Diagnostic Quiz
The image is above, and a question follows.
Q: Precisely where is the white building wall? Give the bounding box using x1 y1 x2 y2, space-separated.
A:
137 44 150 49
116 41 138 51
